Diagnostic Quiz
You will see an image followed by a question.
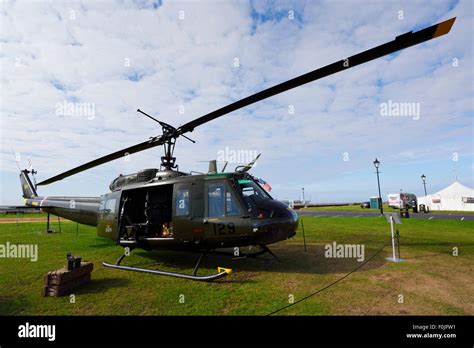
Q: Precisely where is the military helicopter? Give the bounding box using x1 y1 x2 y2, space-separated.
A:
19 17 455 281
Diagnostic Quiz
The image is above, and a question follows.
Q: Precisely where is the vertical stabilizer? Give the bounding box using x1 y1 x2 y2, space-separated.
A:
19 170 38 198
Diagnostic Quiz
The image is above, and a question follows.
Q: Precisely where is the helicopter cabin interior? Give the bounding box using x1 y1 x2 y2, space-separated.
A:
120 184 174 239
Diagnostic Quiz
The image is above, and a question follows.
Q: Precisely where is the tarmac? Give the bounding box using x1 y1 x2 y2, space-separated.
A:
297 210 474 221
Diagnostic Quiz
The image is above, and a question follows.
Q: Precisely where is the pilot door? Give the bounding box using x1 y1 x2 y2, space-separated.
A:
204 181 248 247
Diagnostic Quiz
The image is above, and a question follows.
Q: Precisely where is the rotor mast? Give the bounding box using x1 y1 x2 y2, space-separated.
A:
161 137 177 170
137 108 194 170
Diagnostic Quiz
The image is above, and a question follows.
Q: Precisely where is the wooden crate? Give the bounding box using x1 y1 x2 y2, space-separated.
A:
42 262 93 297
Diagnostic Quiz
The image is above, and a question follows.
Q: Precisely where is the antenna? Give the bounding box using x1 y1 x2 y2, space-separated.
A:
27 158 38 188
221 161 228 173
11 147 21 171
235 153 261 173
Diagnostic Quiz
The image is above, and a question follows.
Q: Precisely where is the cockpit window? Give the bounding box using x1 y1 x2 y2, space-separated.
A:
208 183 242 217
237 179 270 198
226 191 241 215
236 178 270 211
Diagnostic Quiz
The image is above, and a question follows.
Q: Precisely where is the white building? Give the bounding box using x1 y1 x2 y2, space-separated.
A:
417 181 474 212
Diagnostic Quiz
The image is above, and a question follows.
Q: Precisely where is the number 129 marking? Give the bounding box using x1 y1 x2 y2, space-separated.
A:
213 223 235 235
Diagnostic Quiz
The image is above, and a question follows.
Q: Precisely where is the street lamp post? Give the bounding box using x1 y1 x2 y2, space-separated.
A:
302 188 305 205
373 158 383 215
421 174 427 196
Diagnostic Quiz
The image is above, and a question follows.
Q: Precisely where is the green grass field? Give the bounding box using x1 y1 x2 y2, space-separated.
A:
0 216 472 315
0 212 48 219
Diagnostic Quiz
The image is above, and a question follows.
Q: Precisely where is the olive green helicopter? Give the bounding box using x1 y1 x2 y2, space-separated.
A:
19 17 455 281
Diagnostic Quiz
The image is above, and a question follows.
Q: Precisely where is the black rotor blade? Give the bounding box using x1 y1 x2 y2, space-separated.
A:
37 136 163 186
177 17 455 134
37 17 455 186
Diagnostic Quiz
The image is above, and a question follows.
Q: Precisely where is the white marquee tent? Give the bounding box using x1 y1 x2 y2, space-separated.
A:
417 181 474 212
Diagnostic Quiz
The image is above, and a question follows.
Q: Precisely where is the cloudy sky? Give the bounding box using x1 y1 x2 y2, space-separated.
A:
0 0 472 205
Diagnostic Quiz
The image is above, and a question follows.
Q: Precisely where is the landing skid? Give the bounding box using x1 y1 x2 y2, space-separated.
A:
102 250 231 282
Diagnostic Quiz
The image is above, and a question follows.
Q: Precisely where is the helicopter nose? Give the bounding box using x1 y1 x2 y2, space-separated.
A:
252 205 298 245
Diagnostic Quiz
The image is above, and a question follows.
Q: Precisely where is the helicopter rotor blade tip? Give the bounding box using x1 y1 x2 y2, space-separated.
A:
433 17 456 38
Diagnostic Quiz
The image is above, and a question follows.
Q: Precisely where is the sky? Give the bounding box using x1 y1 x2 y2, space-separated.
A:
0 0 473 205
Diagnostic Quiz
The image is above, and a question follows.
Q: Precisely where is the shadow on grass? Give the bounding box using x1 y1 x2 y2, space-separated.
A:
88 242 116 249
76 277 130 294
113 243 387 277
0 295 31 315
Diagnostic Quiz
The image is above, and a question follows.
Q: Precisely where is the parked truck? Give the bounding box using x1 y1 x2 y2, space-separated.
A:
387 193 417 209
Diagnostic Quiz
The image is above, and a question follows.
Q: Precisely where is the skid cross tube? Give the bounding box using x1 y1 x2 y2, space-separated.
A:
102 250 230 282
206 245 277 259
192 252 206 276
260 245 279 260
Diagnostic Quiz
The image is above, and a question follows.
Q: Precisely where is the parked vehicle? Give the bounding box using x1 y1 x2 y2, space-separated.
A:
360 202 370 209
387 193 417 209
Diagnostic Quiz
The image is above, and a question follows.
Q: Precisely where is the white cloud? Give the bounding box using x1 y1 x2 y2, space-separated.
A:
0 0 472 204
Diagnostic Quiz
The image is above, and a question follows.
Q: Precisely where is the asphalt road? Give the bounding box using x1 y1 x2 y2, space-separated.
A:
297 210 474 221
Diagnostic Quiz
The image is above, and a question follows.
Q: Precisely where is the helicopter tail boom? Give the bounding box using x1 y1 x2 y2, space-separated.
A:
19 169 100 226
22 195 101 227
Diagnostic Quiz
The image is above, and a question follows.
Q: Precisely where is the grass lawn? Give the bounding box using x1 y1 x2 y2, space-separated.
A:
0 212 48 219
0 216 472 315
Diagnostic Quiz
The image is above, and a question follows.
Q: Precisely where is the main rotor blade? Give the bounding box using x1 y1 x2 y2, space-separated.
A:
178 17 455 134
37 137 163 186
36 17 455 186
